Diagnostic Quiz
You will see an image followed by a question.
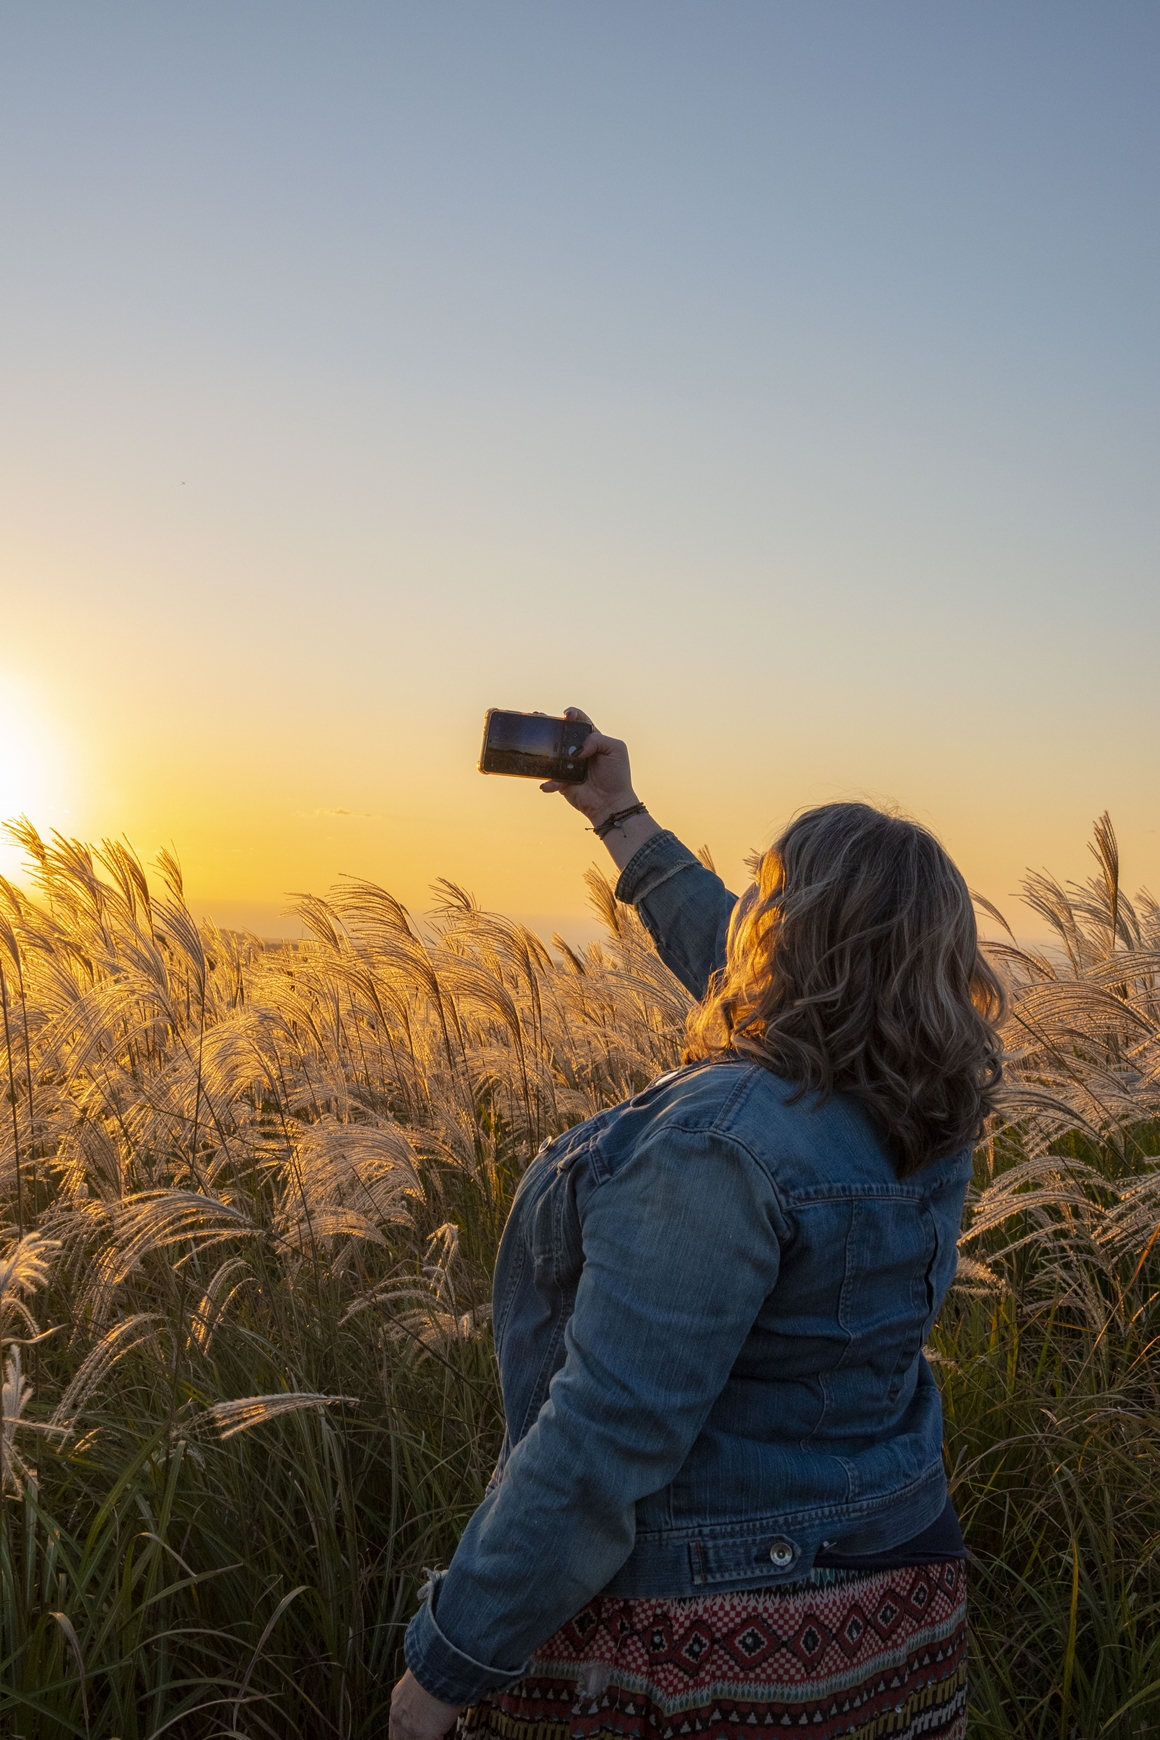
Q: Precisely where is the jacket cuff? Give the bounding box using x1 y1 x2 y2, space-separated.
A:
614 830 702 908
403 1573 530 1706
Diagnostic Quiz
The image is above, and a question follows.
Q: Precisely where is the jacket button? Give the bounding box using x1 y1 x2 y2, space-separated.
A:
768 1537 796 1569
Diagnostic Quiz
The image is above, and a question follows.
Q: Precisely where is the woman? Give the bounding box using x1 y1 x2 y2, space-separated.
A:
390 713 1003 1740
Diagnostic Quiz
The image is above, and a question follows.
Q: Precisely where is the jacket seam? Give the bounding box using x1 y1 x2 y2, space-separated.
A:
613 830 695 902
634 858 704 903
630 1462 947 1542
515 1302 575 1440
588 1098 792 1237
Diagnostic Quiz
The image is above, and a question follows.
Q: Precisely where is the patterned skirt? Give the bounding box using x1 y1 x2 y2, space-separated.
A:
458 1562 966 1740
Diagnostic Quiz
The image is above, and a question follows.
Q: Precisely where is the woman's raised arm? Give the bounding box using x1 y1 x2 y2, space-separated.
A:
543 709 738 998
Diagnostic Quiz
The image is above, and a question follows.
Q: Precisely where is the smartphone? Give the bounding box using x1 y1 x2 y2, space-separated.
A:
478 710 591 784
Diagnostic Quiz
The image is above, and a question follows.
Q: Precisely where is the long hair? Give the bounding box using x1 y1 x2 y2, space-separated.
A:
683 802 1005 1177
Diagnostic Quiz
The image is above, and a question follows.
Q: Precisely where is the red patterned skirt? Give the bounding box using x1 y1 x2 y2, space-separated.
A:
459 1562 967 1740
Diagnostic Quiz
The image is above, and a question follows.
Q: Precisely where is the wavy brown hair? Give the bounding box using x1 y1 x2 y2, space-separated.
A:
684 802 1005 1177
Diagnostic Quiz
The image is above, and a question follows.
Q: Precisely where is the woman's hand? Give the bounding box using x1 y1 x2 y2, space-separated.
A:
541 708 661 870
540 708 637 824
389 1669 462 1740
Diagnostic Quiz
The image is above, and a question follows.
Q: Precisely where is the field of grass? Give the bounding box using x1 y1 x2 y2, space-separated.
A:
2 815 1158 1738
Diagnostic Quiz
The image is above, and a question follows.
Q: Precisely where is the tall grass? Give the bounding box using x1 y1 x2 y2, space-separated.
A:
1 815 1158 1737
943 817 1160 1737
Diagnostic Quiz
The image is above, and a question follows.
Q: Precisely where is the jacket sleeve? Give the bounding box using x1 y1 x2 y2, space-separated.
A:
614 830 738 998
403 1124 783 1704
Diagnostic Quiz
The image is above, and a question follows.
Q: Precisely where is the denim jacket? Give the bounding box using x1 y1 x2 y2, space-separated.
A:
404 831 972 1705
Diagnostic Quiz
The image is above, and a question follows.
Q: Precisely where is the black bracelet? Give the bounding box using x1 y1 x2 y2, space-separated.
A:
593 802 648 840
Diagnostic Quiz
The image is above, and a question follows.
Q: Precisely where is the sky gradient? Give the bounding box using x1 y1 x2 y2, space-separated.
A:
2 3 1158 940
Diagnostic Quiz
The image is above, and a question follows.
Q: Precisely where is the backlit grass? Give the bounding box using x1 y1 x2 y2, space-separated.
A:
2 817 1158 1737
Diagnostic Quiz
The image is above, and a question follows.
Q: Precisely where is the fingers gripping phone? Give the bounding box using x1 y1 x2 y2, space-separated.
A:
478 710 590 784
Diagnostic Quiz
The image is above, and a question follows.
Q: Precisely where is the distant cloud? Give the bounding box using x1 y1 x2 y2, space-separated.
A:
312 807 383 820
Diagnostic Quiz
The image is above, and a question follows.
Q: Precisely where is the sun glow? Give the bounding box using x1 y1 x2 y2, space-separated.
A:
0 678 71 884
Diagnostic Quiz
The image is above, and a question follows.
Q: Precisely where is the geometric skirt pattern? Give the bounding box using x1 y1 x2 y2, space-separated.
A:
458 1561 967 1740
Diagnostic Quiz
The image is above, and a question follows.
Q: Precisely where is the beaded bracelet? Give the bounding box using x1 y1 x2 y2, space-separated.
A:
592 802 648 840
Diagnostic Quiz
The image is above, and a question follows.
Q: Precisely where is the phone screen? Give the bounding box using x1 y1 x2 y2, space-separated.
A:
486 713 562 757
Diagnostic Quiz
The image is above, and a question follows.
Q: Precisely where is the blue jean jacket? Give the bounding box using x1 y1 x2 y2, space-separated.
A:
405 831 971 1704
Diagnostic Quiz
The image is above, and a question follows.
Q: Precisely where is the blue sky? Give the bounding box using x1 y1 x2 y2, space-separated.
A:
1 3 1157 935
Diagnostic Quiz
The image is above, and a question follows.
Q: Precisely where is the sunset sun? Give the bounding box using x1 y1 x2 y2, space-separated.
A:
0 684 66 870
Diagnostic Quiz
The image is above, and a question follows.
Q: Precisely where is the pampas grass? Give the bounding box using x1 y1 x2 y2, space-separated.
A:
1 813 1158 1736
